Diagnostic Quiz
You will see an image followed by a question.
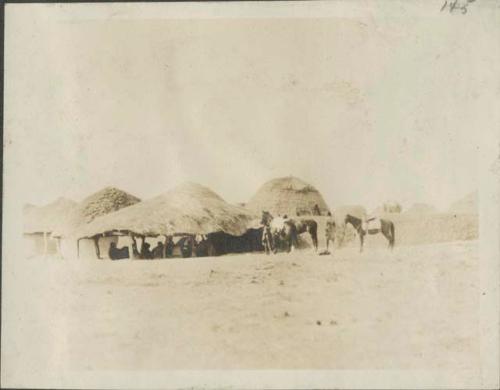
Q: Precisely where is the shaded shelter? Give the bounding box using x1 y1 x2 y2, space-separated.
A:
76 182 259 259
52 187 140 259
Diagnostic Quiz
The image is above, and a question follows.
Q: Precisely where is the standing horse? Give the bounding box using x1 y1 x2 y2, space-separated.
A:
344 214 395 252
262 224 275 254
294 219 319 251
276 219 299 253
261 211 275 254
260 211 318 253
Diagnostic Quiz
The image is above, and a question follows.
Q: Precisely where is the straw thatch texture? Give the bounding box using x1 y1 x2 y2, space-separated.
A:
23 197 77 234
53 187 140 237
246 176 330 216
77 182 257 239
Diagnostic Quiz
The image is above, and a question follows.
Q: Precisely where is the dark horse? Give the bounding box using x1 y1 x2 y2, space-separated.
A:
344 214 395 252
294 219 319 251
260 211 319 253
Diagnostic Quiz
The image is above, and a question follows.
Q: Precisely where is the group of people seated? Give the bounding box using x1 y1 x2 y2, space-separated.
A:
108 236 175 260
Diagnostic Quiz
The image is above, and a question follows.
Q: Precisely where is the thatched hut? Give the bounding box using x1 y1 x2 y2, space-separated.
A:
76 182 259 259
53 187 140 259
23 197 77 257
246 176 330 217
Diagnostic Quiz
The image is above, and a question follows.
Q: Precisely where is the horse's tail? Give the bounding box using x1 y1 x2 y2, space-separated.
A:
390 222 395 248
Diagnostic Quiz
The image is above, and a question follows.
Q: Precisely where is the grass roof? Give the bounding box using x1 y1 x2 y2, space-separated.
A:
246 176 330 216
52 187 140 237
76 182 257 239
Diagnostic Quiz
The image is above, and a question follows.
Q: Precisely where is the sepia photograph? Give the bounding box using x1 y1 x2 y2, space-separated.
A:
2 1 499 389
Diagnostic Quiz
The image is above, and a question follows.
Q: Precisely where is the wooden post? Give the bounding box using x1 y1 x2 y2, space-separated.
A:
56 237 62 258
130 234 137 260
43 231 48 257
94 236 101 259
163 235 167 258
190 235 195 258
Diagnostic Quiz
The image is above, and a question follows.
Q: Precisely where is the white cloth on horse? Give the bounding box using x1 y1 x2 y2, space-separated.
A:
362 215 382 231
195 234 206 244
270 217 286 232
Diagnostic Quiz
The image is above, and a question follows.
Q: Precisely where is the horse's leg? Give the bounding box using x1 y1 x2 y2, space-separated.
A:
293 232 298 252
391 222 395 249
381 223 393 250
359 231 364 253
273 234 278 254
384 227 391 249
311 227 318 251
381 229 391 249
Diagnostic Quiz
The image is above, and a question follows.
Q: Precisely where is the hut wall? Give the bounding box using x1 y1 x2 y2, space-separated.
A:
23 233 58 258
59 236 118 259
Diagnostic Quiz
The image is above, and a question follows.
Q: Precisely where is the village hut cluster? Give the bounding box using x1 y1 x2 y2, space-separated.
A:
23 176 479 260
23 177 331 260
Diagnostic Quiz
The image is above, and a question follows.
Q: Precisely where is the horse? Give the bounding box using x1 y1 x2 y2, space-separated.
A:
261 211 277 254
274 218 299 253
260 211 318 253
294 219 319 251
344 214 395 252
262 224 275 254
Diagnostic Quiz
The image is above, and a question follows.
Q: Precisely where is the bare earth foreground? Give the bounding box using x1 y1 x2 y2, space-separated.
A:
2 240 479 376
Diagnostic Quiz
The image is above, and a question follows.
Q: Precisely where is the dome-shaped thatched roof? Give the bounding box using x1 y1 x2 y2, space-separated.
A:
23 197 77 234
246 176 330 216
77 182 257 239
53 187 140 237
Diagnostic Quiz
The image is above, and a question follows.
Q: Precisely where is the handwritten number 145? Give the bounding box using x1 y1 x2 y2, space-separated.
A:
441 0 476 14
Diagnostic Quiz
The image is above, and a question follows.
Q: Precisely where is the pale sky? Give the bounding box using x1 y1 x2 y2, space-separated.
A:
6 2 495 212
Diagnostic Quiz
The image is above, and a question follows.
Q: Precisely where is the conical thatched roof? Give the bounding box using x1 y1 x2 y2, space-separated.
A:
77 182 257 239
246 176 330 216
449 191 478 214
23 197 78 234
53 187 140 237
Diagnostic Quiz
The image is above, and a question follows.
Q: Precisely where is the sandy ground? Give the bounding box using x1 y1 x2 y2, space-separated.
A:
2 240 479 378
